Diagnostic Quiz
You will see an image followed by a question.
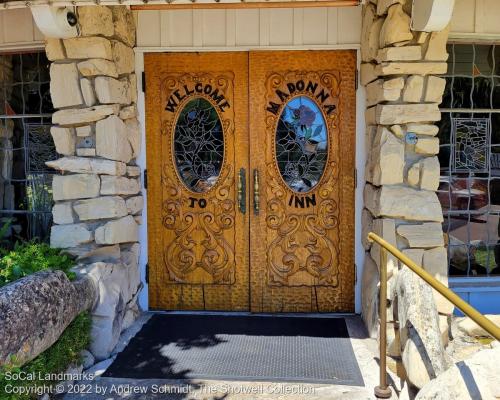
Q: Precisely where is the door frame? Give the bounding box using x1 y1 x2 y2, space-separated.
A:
134 45 366 314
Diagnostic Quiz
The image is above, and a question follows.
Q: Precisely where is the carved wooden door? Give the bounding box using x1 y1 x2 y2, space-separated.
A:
249 51 357 312
145 52 250 311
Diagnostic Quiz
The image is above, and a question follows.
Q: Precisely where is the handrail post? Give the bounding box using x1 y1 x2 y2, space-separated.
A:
375 246 392 399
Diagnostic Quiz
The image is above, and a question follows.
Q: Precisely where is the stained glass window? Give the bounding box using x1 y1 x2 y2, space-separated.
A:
275 96 328 193
173 97 224 193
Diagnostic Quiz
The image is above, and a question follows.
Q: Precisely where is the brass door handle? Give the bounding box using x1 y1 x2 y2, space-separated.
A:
238 168 246 214
253 169 260 215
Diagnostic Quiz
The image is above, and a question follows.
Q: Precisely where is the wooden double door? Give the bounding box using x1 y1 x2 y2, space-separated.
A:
145 51 356 313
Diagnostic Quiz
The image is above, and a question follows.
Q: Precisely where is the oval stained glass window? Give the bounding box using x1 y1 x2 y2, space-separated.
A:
275 96 328 193
173 97 224 193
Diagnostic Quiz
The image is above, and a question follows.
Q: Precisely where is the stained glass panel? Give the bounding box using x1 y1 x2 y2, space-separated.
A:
173 97 224 193
452 118 490 173
275 96 328 193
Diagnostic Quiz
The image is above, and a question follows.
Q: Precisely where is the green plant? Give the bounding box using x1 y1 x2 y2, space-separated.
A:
0 312 91 400
0 242 76 288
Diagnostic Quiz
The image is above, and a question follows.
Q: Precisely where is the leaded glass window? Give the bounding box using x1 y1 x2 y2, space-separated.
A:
439 44 500 277
275 96 328 192
173 97 224 193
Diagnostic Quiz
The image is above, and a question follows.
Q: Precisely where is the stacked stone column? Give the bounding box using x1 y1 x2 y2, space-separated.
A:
360 0 452 390
46 6 142 360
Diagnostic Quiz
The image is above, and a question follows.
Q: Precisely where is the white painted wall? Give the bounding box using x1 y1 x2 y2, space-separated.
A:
0 8 44 51
134 6 365 313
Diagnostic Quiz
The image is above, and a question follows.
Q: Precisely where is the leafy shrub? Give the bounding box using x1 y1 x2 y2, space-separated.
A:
0 242 75 288
0 312 92 400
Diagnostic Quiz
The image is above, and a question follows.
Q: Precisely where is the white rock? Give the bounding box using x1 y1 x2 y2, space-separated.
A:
50 63 83 108
78 6 114 37
100 176 140 195
52 105 119 126
73 196 128 221
52 202 74 225
52 174 100 201
95 216 139 244
397 222 444 248
63 37 113 60
50 223 93 248
46 157 126 176
51 127 76 156
423 247 454 315
364 184 444 222
76 148 96 157
96 115 132 163
125 196 143 215
95 76 131 105
415 346 500 400
77 59 118 78
80 78 96 107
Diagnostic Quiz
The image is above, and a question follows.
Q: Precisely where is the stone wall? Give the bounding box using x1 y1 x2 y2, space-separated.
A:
360 0 452 390
46 5 142 361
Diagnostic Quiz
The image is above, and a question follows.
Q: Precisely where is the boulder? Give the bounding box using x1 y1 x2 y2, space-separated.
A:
50 223 93 248
77 59 118 78
457 314 500 338
47 156 126 176
76 260 141 360
78 6 114 37
74 196 128 221
0 271 96 366
52 174 100 201
50 63 83 108
95 215 139 245
396 266 448 389
51 127 76 156
415 346 500 400
52 105 119 126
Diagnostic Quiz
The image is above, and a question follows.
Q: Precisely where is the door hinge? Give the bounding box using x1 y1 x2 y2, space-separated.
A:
143 169 148 190
354 168 358 189
141 71 146 94
355 69 359 91
145 262 149 284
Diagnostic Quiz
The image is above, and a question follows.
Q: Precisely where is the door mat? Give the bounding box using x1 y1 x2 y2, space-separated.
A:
103 314 364 386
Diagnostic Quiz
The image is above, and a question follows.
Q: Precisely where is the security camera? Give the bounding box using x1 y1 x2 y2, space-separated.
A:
31 6 79 39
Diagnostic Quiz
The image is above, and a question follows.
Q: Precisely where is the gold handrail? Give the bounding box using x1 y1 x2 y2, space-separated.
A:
367 232 500 399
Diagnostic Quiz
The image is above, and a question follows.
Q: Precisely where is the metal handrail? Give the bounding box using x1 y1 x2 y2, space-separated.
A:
367 232 500 399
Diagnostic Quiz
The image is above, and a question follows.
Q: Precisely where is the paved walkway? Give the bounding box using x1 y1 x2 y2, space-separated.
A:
60 314 400 400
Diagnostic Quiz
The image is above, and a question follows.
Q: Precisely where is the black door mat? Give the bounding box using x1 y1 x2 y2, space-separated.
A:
103 314 364 386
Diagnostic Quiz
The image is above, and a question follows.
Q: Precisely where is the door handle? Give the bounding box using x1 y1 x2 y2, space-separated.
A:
238 168 246 214
253 169 260 215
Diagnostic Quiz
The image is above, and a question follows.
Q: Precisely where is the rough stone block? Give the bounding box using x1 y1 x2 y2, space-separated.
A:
377 0 404 15
51 127 76 156
126 166 141 177
45 38 66 61
119 105 137 120
76 148 97 157
46 156 126 176
52 202 74 225
111 41 134 75
96 115 132 163
377 46 421 62
366 79 401 106
77 59 118 78
52 105 119 126
360 62 378 86
78 6 114 37
425 76 447 103
95 76 131 105
361 4 382 63
80 78 96 107
125 196 143 215
74 196 128 221
125 118 140 158
50 63 83 108
376 103 441 124
415 137 440 155
76 125 93 137
376 62 448 76
364 184 444 222
111 6 136 47
100 176 140 195
370 218 398 275
50 223 93 248
420 156 440 190
95 215 139 244
361 255 379 338
406 123 439 136
423 247 454 315
366 126 404 185
397 222 444 248
379 4 413 47
52 174 100 201
402 75 424 103
423 26 450 61
63 37 113 60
